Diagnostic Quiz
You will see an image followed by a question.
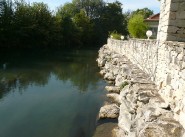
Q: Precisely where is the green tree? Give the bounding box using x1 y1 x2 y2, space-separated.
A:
128 14 148 38
132 8 153 19
0 0 14 45
13 1 34 45
73 10 94 47
31 2 53 46
56 5 81 48
72 0 105 19
0 0 129 49
13 1 54 47
100 1 128 41
57 2 78 18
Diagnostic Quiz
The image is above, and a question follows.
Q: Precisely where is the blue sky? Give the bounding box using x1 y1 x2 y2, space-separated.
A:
25 0 160 13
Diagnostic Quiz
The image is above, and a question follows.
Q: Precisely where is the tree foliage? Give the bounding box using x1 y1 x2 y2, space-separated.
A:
57 3 78 18
96 1 128 43
128 14 148 38
0 0 14 44
0 0 130 49
131 8 153 19
100 1 127 34
72 0 105 19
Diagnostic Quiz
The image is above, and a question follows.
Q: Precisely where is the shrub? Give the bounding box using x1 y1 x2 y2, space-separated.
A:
128 14 148 38
109 31 122 40
120 81 129 89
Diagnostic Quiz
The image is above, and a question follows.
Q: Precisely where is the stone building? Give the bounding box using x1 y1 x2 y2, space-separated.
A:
157 0 185 42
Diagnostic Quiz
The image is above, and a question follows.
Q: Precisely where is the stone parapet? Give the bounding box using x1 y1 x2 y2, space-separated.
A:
107 38 158 80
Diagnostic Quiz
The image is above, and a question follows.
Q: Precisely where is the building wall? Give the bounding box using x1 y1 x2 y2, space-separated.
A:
107 38 185 128
147 21 159 38
157 0 185 42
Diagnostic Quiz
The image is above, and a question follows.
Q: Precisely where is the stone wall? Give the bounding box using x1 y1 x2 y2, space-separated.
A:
157 0 185 42
107 39 158 80
107 38 185 129
155 40 185 129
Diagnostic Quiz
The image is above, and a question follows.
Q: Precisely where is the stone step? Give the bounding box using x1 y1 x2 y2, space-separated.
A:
99 104 120 119
105 86 120 93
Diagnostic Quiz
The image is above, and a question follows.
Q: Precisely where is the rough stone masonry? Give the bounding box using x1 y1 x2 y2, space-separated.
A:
97 0 185 136
157 0 185 42
97 42 185 137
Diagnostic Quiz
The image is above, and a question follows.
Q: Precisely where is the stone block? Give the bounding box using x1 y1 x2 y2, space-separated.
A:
177 37 185 42
105 86 120 93
99 104 119 119
170 3 179 11
179 2 185 11
171 78 179 90
175 45 184 53
166 35 178 41
166 74 172 85
167 26 179 33
161 23 168 32
182 97 185 107
179 111 185 128
179 69 185 79
168 20 185 28
177 53 184 61
181 62 185 70
171 0 179 3
118 103 132 132
178 78 185 92
173 89 184 101
163 85 173 100
177 28 185 34
177 34 185 39
169 12 176 20
176 20 185 28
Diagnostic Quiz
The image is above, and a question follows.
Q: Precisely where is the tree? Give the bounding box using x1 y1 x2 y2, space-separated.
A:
56 4 82 48
0 0 128 48
0 0 14 45
128 14 148 38
57 2 78 18
72 0 105 19
132 8 153 19
13 1 32 45
13 1 54 47
73 10 94 47
100 1 128 40
30 2 53 46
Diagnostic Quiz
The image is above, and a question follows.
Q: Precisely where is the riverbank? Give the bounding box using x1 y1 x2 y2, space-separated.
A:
96 44 185 137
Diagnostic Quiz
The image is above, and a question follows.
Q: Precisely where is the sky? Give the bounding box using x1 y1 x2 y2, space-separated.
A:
25 0 160 14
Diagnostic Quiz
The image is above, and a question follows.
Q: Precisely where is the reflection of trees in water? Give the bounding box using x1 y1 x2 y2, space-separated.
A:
54 62 99 92
0 68 51 98
0 50 100 98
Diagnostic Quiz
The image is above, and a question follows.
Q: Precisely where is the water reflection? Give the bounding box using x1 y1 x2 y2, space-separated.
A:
0 49 106 137
0 50 101 97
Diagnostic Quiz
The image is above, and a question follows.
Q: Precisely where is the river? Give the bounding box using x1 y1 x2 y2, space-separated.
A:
0 49 107 137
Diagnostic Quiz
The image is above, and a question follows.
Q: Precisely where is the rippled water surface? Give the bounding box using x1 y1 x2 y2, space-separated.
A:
0 49 106 137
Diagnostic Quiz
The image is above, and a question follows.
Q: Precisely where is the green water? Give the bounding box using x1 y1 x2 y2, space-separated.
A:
0 50 106 137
